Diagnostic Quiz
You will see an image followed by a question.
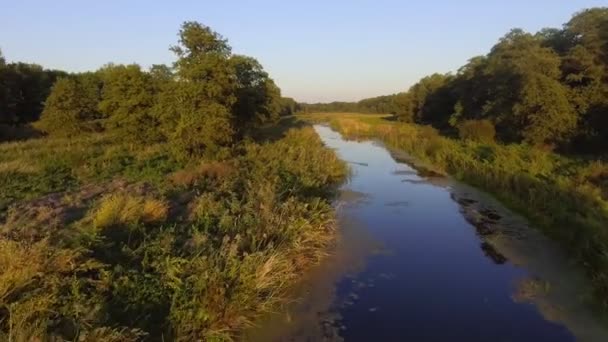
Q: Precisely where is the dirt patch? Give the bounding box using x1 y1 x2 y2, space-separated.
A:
1 179 162 242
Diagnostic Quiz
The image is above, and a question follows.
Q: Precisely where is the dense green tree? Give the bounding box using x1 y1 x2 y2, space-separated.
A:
0 62 66 126
302 93 412 117
278 97 300 116
231 55 282 128
0 49 8 128
98 64 159 142
148 64 174 94
163 21 237 156
514 74 577 145
404 73 453 126
37 77 100 136
558 8 608 152
301 101 359 113
462 29 578 145
392 92 413 122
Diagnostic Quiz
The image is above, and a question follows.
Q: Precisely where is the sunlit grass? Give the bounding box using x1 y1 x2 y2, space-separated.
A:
0 120 346 340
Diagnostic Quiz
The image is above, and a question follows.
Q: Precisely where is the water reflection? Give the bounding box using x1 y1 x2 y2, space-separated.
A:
248 125 576 342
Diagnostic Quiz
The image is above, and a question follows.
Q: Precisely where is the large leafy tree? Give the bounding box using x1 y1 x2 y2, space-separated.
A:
477 29 577 145
37 77 100 136
162 21 237 157
278 97 300 116
405 73 453 125
98 64 159 142
559 8 608 151
0 62 66 126
231 55 282 129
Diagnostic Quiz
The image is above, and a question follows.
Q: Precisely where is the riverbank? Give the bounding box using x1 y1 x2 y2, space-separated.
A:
249 124 608 341
301 112 608 313
0 120 346 340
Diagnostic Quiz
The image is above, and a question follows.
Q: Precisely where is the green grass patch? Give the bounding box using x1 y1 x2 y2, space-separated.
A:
0 122 346 341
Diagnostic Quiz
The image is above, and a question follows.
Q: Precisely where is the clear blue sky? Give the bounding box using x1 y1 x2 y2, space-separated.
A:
1 1 605 102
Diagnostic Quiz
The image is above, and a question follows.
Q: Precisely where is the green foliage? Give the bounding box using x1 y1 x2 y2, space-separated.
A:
457 119 496 144
169 100 234 158
514 74 577 146
231 55 282 128
0 59 67 131
37 77 101 137
301 93 410 117
306 8 608 153
98 64 160 142
278 97 301 116
0 123 345 340
162 22 237 157
558 8 608 153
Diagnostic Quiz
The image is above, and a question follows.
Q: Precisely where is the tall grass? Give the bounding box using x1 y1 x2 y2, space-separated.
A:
312 113 608 309
0 124 346 340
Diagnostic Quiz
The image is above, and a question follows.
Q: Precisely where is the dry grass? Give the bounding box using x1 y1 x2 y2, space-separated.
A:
93 193 169 228
0 124 346 340
0 159 40 174
0 238 82 341
169 161 235 187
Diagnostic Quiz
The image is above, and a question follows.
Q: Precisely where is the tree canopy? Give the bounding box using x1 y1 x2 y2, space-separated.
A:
304 7 608 152
20 21 292 155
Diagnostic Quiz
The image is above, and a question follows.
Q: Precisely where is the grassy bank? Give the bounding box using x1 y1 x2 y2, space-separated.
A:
303 112 608 309
0 120 346 341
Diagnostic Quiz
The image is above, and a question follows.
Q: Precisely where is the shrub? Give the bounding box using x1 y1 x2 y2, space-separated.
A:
458 119 496 143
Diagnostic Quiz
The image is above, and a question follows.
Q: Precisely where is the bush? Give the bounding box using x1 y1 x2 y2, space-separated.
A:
458 119 496 143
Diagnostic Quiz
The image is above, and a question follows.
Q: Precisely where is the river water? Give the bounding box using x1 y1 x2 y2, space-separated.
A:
247 125 606 342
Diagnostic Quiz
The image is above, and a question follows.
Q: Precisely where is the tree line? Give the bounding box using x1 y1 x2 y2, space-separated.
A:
304 7 608 153
0 22 301 154
0 51 66 129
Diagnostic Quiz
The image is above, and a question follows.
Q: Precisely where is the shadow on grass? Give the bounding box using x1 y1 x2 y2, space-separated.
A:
381 114 399 122
251 115 309 143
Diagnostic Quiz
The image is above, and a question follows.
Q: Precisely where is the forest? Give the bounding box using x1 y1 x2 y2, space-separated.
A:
304 8 608 154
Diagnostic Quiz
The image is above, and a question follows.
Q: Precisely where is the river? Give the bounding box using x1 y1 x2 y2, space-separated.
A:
246 124 607 342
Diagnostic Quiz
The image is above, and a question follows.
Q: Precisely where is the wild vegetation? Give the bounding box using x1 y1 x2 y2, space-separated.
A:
299 8 608 307
2 4 608 339
0 23 345 340
304 112 608 310
303 8 608 154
